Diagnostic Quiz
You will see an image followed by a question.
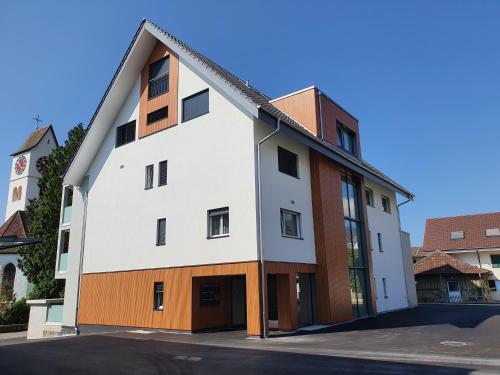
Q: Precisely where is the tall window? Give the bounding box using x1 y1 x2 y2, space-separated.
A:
280 209 302 238
342 173 370 319
365 188 374 207
381 195 391 213
158 160 168 186
336 123 357 156
182 89 209 122
116 121 136 147
208 207 229 238
153 282 164 310
377 233 383 252
145 165 154 190
148 57 169 99
277 147 298 178
382 278 388 298
156 218 166 246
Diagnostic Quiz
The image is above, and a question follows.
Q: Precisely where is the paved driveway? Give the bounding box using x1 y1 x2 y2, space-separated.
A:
0 304 499 374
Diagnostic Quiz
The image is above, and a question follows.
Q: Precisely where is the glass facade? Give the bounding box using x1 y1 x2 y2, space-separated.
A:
341 173 370 319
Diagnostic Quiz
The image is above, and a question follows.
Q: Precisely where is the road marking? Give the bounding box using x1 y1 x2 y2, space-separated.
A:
440 341 468 347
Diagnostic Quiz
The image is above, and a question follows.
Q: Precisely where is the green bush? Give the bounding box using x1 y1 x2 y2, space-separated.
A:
2 299 30 325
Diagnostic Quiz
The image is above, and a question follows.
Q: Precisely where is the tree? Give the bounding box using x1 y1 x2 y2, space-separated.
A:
18 123 86 299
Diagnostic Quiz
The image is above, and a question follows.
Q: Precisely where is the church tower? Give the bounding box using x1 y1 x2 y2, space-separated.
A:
5 125 58 221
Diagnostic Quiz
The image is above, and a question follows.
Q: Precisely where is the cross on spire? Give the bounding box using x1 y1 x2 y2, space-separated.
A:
32 115 43 130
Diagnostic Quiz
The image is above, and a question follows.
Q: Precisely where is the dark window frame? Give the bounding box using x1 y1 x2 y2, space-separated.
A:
365 188 374 207
153 282 164 311
145 165 154 190
381 195 391 214
277 146 299 178
280 208 302 239
336 122 357 157
158 160 168 187
491 255 500 268
147 106 168 125
115 120 136 148
156 218 166 246
182 89 209 122
148 57 169 100
207 207 229 239
377 233 383 252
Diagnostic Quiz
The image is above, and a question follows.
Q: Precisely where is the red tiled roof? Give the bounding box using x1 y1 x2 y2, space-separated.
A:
0 211 30 254
413 250 491 275
422 212 500 252
411 246 425 258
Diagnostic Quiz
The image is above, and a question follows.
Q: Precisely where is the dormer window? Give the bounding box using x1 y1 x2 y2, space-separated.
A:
450 231 464 240
336 122 357 156
148 57 169 99
486 228 500 237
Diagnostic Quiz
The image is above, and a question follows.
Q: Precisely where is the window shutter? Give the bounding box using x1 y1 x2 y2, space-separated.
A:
159 161 168 186
182 89 209 122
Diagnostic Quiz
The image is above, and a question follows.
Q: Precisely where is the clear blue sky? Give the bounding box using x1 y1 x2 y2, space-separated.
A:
1 1 499 245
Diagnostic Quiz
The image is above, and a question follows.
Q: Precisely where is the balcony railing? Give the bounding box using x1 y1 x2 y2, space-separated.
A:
58 253 68 273
148 74 169 99
62 206 72 226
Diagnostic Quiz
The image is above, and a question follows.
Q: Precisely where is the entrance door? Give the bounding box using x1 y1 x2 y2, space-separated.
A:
230 276 246 328
447 281 461 302
297 273 316 326
267 274 278 328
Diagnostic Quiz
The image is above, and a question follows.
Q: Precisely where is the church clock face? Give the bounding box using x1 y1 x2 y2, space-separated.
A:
36 156 49 174
14 155 27 175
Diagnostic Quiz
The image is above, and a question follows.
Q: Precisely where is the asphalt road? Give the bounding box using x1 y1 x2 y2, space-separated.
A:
0 334 475 374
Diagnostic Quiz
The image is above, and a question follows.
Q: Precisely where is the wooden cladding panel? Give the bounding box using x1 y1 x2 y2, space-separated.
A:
78 261 262 336
309 150 353 324
271 88 319 135
139 41 179 138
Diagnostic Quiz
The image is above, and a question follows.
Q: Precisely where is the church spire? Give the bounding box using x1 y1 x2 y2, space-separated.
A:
32 114 43 130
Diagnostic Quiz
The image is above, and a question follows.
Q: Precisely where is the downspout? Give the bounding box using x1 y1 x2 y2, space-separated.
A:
257 118 280 339
317 91 324 140
74 184 89 335
395 195 414 306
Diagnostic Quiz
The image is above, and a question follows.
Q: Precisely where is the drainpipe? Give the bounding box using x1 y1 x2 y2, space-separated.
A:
257 117 280 339
317 91 324 140
395 196 413 306
74 184 89 335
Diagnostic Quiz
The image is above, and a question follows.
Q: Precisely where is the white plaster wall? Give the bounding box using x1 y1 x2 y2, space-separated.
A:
0 254 31 299
256 124 316 264
366 182 409 312
451 250 500 301
81 60 258 273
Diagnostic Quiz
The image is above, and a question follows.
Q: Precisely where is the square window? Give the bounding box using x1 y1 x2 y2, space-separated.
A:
208 208 229 238
115 121 136 147
381 195 391 214
277 147 298 178
281 209 302 238
182 89 209 122
145 165 154 190
156 218 166 246
491 255 500 268
153 282 164 310
365 188 374 207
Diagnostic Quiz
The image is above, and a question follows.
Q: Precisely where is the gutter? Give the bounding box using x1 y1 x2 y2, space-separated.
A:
256 119 281 338
74 183 89 334
317 91 325 140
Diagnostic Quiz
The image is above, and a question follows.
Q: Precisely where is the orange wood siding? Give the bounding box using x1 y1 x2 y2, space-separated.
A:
309 150 353 324
79 261 262 335
139 41 179 138
271 88 319 135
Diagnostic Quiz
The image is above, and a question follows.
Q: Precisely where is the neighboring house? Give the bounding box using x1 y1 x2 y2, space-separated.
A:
27 20 415 339
0 126 58 300
422 212 500 302
413 250 491 303
411 247 426 264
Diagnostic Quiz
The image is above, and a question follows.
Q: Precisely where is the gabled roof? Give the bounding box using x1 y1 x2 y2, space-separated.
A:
422 212 500 252
0 210 31 253
411 246 425 258
64 19 413 199
11 125 58 156
413 250 490 275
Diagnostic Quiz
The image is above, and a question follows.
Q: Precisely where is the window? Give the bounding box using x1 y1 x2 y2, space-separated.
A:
61 230 70 254
488 280 497 292
336 123 356 156
342 173 370 319
145 165 154 190
208 207 229 238
491 255 500 268
147 106 168 125
156 218 166 246
382 278 388 298
200 284 221 306
148 57 169 99
182 89 209 122
277 147 298 178
116 121 136 147
377 233 383 252
450 231 464 240
486 228 500 237
365 188 374 207
158 160 168 186
11 186 22 202
381 195 391 214
153 282 164 310
280 209 302 238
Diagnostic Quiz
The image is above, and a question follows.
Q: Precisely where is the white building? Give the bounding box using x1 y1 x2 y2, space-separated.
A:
27 20 416 339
